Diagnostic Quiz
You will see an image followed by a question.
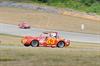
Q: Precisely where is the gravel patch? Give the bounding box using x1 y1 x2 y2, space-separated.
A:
0 1 60 14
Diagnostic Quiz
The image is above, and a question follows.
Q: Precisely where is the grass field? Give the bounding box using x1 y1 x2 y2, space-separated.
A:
0 34 22 46
0 34 100 66
0 7 100 34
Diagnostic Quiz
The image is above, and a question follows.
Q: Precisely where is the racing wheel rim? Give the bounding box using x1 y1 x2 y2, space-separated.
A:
57 41 65 48
31 40 39 47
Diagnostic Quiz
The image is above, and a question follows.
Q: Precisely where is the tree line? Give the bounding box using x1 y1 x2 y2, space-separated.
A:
36 0 100 6
1 0 99 14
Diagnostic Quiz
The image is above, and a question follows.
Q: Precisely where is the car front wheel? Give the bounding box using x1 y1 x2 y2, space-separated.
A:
57 41 65 48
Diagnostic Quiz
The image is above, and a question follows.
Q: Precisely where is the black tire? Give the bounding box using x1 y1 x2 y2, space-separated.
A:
57 41 65 48
27 26 30 29
24 27 30 29
24 44 30 47
31 40 39 47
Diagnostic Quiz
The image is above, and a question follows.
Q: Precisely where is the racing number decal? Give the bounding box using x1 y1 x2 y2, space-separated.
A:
47 38 55 44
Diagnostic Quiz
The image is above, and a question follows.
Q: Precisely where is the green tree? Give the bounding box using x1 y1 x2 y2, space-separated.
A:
80 0 96 6
38 0 48 3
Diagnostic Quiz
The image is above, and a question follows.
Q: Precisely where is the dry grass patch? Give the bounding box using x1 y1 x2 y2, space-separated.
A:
0 47 100 66
0 7 100 34
0 34 22 46
70 42 100 49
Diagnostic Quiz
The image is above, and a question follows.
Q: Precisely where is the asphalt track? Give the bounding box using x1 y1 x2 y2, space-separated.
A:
0 23 100 43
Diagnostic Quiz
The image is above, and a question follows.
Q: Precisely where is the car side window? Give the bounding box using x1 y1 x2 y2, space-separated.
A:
50 33 57 38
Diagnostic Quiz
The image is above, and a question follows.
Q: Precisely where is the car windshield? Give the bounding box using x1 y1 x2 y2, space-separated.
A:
39 33 49 40
39 32 59 39
40 33 49 37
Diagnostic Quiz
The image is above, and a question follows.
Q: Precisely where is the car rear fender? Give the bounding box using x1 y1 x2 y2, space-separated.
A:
22 36 38 44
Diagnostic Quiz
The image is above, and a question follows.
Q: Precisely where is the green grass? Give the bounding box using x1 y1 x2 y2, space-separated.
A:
86 3 100 14
47 0 100 15
0 57 17 62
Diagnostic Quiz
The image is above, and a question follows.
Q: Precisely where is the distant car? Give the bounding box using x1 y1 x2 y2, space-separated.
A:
18 22 30 29
21 32 70 48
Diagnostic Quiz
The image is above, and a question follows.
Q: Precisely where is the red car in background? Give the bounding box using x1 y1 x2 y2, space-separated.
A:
18 22 31 29
21 32 70 48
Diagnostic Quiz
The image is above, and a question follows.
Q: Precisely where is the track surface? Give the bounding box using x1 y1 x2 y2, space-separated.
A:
0 23 100 43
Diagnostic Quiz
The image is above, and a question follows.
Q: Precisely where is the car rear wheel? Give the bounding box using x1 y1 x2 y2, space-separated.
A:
57 41 65 48
31 40 39 47
24 44 30 47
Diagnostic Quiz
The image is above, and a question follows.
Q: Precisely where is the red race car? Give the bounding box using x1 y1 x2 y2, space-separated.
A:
21 32 70 48
18 22 31 29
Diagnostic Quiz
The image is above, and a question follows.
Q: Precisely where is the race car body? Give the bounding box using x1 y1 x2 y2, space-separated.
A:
18 22 30 29
21 32 70 48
